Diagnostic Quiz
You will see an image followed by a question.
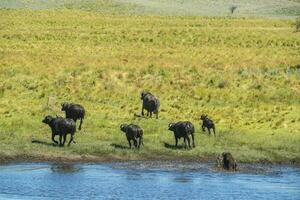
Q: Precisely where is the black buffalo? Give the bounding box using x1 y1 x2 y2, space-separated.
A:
168 121 195 149
42 115 76 146
140 92 160 119
216 152 237 171
61 103 85 130
200 115 216 136
120 124 144 148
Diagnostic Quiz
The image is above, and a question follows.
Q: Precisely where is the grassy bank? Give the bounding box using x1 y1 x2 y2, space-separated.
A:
0 9 299 164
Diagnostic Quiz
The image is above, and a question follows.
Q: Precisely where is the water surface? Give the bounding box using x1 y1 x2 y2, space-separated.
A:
0 162 299 200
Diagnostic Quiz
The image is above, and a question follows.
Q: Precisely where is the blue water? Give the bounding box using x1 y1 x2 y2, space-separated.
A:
0 162 299 200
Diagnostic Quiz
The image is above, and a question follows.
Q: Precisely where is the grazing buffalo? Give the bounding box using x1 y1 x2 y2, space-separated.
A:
216 152 237 171
61 103 85 130
120 124 144 148
140 92 160 119
168 121 195 149
42 115 76 146
200 115 216 136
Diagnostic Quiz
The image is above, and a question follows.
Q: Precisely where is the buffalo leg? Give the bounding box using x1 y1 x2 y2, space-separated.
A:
133 138 138 148
52 134 58 144
184 137 188 149
79 118 83 131
202 125 205 132
137 138 140 148
149 112 152 118
138 137 143 148
68 134 74 146
208 128 211 135
175 137 178 147
155 110 159 119
62 134 67 146
213 127 216 137
59 135 63 146
191 133 195 148
127 139 132 148
186 136 191 148
141 107 145 116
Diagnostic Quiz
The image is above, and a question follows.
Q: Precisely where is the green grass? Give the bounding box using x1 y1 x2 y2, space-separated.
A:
0 9 299 164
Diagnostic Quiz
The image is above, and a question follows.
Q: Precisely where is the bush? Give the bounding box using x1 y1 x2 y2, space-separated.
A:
230 5 237 14
296 17 300 32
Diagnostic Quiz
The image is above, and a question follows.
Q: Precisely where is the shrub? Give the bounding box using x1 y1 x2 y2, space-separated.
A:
296 17 300 32
230 5 237 14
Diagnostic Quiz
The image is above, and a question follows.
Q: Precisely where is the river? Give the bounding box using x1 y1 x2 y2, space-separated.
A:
0 161 299 200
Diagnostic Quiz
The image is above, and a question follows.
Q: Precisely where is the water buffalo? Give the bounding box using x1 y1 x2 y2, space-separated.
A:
61 103 85 130
168 121 195 149
200 115 216 136
140 92 160 119
216 152 237 171
120 124 144 148
42 115 76 146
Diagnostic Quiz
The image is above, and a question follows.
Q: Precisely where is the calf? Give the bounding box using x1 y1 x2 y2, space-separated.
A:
140 92 160 119
200 115 216 136
61 103 85 130
120 124 144 148
42 115 76 146
168 121 195 149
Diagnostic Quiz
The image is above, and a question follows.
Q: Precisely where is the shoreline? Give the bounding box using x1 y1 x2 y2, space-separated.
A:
1 154 299 168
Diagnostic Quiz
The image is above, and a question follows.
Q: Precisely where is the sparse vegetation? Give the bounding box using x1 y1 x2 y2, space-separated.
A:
296 17 300 31
0 4 299 164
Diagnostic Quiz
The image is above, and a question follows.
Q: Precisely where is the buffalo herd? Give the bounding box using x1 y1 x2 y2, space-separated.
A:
41 91 238 170
43 91 215 149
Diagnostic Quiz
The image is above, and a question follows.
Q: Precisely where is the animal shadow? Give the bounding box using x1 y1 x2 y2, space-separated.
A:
163 142 186 150
51 164 82 173
290 64 300 70
110 143 130 149
133 113 148 119
31 139 57 147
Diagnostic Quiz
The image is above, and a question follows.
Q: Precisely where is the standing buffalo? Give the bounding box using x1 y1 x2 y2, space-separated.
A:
61 103 85 130
200 115 216 136
168 121 195 149
120 124 144 148
42 115 76 146
140 92 160 119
